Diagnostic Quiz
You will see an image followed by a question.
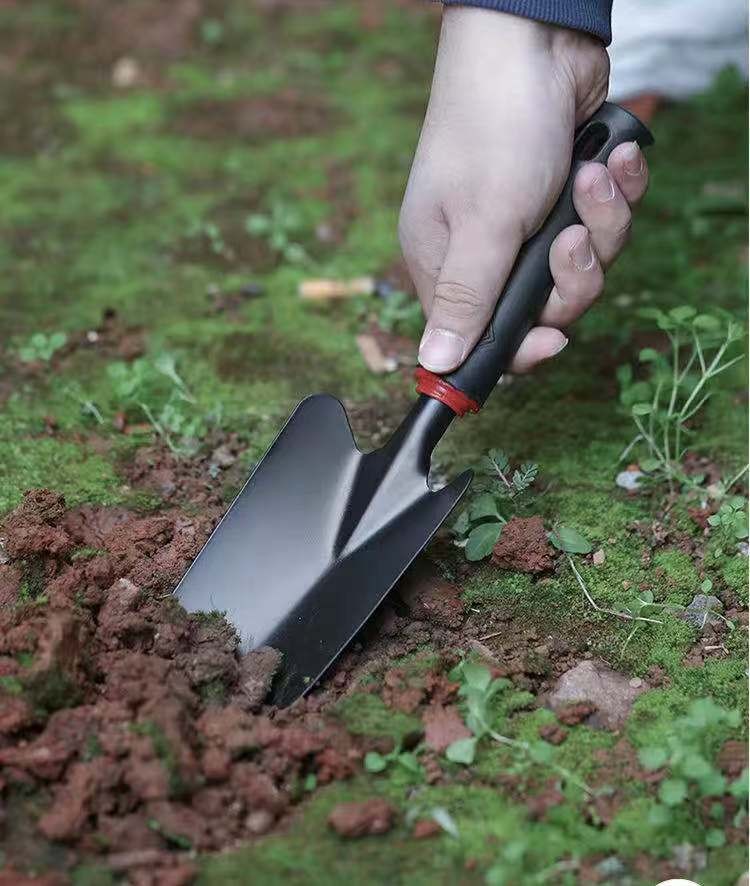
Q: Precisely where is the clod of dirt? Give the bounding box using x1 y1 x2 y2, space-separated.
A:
412 818 442 839
539 723 568 745
327 798 395 838
545 660 648 730
422 704 471 752
525 781 565 821
678 594 724 631
233 646 283 711
398 559 465 629
554 702 598 727
491 516 555 573
717 740 748 779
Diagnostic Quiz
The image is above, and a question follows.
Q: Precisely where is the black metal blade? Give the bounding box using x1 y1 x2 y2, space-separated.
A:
174 393 470 706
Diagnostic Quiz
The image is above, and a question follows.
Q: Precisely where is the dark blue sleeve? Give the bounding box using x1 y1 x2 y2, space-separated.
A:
442 0 613 44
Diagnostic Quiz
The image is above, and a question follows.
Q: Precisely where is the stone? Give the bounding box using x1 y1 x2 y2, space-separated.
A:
678 594 724 631
545 660 648 730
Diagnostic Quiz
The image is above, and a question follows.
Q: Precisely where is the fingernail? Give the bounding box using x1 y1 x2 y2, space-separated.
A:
554 336 569 356
569 231 594 271
418 328 465 372
590 169 615 203
622 141 644 176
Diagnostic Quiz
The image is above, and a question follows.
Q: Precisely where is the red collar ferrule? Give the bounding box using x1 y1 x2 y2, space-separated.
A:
414 367 480 417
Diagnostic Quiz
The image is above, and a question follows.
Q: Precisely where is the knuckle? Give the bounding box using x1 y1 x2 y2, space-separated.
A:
433 281 486 320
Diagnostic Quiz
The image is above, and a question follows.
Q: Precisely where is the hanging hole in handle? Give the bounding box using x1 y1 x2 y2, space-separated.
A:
573 121 610 162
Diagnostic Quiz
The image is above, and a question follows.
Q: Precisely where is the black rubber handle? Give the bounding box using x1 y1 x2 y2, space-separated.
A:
443 102 654 407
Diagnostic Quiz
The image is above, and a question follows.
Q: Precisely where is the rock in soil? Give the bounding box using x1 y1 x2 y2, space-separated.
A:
545 660 648 730
328 798 395 838
678 594 724 631
491 516 555 573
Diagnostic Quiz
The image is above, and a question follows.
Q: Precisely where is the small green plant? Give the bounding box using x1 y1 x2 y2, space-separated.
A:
445 660 591 796
107 353 209 456
18 331 67 363
364 742 422 778
246 200 308 264
618 306 744 491
186 218 231 259
453 449 538 561
638 698 747 844
376 290 423 338
708 495 749 539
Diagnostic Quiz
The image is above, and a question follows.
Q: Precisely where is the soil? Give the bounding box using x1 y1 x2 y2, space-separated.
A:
0 490 364 881
172 91 337 144
491 516 556 573
327 798 395 838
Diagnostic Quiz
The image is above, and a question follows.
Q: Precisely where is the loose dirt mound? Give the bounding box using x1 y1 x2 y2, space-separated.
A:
0 491 363 882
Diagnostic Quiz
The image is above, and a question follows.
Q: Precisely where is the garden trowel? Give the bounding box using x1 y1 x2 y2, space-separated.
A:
175 104 653 707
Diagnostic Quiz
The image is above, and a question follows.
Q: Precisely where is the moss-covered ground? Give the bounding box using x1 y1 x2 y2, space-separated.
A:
1 2 747 883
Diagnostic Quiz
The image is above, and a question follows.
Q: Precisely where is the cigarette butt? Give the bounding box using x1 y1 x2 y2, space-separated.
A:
299 276 375 301
356 334 398 374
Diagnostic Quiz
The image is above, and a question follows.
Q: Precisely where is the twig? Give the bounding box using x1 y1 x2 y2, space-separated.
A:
567 556 663 625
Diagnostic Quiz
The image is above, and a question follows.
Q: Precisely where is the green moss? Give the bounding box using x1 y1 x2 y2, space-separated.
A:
71 864 117 886
1 432 124 515
334 693 420 742
652 548 699 593
721 553 749 602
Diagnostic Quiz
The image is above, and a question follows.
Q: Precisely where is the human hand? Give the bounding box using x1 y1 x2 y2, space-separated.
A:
399 7 650 374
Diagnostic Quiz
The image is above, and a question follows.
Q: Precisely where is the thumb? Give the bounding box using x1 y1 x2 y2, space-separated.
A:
418 224 521 373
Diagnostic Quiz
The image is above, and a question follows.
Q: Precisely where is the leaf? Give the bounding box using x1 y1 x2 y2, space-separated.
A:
451 510 470 537
700 578 713 593
445 737 477 765
465 522 502 562
705 828 726 848
549 525 593 555
364 751 388 773
631 402 654 416
693 313 722 331
647 804 672 827
639 457 661 473
669 305 697 323
396 753 422 776
659 778 688 806
430 807 459 838
527 741 554 764
639 590 655 605
697 770 726 797
638 746 668 771
638 347 660 362
461 660 492 692
469 493 501 521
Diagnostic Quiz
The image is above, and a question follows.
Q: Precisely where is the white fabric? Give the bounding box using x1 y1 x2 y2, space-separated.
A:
608 0 748 100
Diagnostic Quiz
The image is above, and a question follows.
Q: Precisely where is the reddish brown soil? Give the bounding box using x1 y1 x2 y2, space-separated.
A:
0 491 363 882
491 516 556 573
327 798 395 838
173 91 337 143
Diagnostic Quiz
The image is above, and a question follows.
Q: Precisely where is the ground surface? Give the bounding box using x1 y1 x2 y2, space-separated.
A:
0 2 748 885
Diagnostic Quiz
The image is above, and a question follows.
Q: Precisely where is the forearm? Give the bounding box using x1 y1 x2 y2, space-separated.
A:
442 0 613 44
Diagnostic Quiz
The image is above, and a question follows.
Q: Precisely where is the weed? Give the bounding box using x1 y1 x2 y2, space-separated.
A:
445 660 591 796
618 306 745 491
246 200 308 264
186 218 231 259
638 698 747 844
364 742 423 778
18 331 67 363
708 496 749 540
106 353 211 456
453 449 539 561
